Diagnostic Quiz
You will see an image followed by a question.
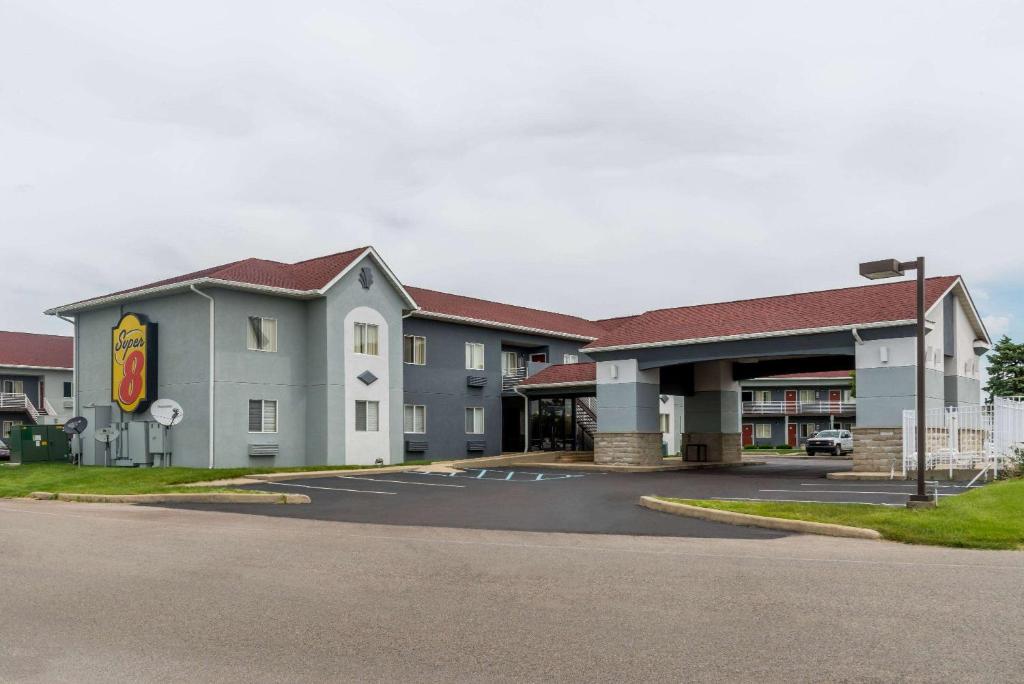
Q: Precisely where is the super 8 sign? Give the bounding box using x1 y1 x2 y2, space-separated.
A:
111 313 158 413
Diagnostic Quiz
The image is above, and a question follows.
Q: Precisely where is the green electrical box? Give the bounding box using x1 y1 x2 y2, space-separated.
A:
9 425 70 463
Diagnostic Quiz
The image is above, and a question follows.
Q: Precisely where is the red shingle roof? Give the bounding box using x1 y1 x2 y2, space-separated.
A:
585 276 960 350
520 362 597 387
406 287 608 340
54 248 370 310
0 331 73 369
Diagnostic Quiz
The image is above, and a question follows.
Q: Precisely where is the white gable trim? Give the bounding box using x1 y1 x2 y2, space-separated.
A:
317 247 418 310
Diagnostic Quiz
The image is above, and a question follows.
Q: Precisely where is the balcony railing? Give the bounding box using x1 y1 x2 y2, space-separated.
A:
743 400 856 416
501 367 527 391
0 392 40 422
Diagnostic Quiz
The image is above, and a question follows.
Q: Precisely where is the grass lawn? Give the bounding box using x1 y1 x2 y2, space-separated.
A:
0 461 431 498
662 477 1024 550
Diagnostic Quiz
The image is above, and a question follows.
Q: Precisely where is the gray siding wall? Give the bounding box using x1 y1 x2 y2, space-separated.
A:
74 293 211 467
855 366 945 428
402 317 588 460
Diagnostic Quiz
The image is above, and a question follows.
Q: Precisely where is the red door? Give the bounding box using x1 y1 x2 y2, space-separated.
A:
829 390 841 412
784 390 797 414
787 424 797 448
742 424 754 447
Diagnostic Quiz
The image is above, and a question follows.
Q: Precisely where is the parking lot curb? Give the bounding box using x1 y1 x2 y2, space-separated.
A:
639 496 883 540
32 492 311 504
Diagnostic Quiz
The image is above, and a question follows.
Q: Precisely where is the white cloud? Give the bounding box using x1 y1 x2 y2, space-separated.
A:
2 1 1024 334
983 315 1013 339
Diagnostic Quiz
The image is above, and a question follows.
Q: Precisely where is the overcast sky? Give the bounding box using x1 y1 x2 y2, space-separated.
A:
2 1 1022 346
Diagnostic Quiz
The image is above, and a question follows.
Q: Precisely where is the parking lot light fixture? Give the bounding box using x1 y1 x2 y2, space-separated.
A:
859 256 933 508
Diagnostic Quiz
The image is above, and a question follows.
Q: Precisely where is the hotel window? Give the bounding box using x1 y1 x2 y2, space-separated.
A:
248 400 278 433
563 354 579 364
799 423 819 439
465 343 485 370
755 424 772 439
754 390 771 403
355 400 380 432
501 351 520 376
465 407 485 434
798 390 816 403
247 316 278 352
63 382 73 398
2 379 24 394
2 420 21 440
353 323 379 355
659 413 670 433
842 389 854 403
404 404 426 433
403 335 426 365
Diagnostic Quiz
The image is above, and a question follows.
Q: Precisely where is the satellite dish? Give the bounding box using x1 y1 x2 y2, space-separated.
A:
63 416 88 436
150 398 184 427
95 427 119 443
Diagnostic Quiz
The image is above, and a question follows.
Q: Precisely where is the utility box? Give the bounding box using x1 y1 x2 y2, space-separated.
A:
10 425 70 463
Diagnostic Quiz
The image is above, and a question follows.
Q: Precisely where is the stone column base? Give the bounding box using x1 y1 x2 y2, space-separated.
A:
852 427 903 472
680 432 741 463
594 432 663 466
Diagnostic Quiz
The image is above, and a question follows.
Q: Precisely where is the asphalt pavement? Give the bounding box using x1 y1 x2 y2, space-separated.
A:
1 498 1021 683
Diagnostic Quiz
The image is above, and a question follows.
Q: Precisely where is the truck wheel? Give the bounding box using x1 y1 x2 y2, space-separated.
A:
833 444 842 457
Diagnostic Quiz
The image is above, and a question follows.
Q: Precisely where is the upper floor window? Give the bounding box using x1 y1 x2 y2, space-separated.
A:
798 390 816 403
2 379 25 394
501 351 520 376
563 354 579 364
753 390 771 403
404 335 426 365
247 317 278 352
248 399 278 433
353 323 379 355
355 400 380 432
465 343 485 370
63 382 73 398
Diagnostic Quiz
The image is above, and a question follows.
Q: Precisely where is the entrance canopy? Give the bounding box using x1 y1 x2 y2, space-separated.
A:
517 362 597 398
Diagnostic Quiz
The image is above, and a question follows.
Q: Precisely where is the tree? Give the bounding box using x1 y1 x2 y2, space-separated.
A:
984 335 1024 400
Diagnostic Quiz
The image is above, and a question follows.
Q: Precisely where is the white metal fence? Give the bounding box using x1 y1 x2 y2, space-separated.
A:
902 397 1024 477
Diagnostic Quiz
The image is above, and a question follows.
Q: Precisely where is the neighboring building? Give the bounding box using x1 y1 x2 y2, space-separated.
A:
45 247 989 472
740 371 855 447
0 331 74 441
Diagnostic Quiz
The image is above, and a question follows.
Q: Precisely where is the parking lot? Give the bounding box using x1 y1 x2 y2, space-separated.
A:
160 458 986 538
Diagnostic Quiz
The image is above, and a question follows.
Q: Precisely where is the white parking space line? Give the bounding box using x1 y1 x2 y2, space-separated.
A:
799 482 976 489
338 477 465 488
267 482 397 495
713 496 902 507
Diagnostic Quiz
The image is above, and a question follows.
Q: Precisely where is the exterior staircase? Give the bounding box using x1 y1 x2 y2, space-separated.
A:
0 393 41 424
575 397 597 450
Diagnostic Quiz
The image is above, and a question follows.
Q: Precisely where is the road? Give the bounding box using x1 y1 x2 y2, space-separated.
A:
1 498 1021 682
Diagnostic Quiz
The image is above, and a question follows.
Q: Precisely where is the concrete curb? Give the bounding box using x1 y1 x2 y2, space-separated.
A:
827 472 898 481
638 496 882 540
28 491 310 504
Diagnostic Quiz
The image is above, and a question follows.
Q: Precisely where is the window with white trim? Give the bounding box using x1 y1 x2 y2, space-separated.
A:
403 335 426 365
2 379 24 394
353 323 379 355
563 354 579 364
248 400 278 433
501 351 519 376
755 424 772 439
2 420 22 440
63 382 73 398
799 423 819 439
659 413 670 433
465 343 485 370
247 317 278 352
403 404 426 433
465 407 485 434
753 390 771 403
355 400 380 432
798 389 816 403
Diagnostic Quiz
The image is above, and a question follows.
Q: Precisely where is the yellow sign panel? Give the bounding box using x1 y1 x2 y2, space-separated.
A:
111 313 156 413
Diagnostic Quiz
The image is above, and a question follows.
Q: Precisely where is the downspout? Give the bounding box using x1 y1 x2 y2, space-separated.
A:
190 285 216 469
513 386 529 453
851 327 864 345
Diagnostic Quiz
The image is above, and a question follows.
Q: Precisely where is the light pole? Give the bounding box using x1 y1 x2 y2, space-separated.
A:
859 257 933 507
